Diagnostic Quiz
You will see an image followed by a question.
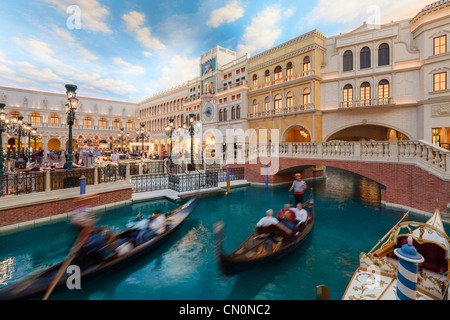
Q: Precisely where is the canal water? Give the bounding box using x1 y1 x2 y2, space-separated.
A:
0 168 446 300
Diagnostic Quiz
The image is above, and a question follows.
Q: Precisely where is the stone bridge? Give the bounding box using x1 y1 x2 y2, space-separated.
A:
226 140 450 215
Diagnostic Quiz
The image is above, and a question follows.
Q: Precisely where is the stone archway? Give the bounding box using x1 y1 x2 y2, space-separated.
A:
326 124 411 142
48 138 61 151
282 124 312 143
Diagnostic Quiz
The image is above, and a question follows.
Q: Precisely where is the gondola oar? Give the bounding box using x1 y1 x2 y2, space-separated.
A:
43 234 84 300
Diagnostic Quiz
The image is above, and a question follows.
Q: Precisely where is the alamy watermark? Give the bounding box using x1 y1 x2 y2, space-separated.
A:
66 5 81 30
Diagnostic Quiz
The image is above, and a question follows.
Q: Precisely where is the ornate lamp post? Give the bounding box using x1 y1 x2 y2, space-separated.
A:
165 118 174 163
118 128 125 153
183 114 197 171
0 104 7 175
136 124 149 156
65 84 78 170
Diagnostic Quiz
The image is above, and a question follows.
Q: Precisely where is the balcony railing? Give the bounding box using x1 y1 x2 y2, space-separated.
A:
339 97 393 109
249 104 314 118
249 70 314 91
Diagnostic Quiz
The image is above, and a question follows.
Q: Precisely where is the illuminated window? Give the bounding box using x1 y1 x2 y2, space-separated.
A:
378 80 390 104
303 56 311 72
265 70 270 83
252 100 258 113
286 92 293 107
127 121 133 131
264 96 270 111
99 118 107 129
343 84 353 108
114 119 121 130
274 66 282 80
31 112 41 126
274 94 282 112
434 35 447 55
84 117 93 129
302 88 311 105
286 62 293 76
434 72 447 91
252 74 258 87
50 114 59 127
360 82 371 106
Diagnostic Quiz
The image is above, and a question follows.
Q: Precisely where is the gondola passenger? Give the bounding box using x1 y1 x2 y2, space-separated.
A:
256 210 279 228
292 202 308 230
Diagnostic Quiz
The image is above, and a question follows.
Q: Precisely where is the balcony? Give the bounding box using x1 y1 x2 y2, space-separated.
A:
248 104 315 119
339 97 394 109
249 70 314 92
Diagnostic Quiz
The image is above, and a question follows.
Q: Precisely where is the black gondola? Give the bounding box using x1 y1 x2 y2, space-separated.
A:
0 197 198 300
214 192 314 275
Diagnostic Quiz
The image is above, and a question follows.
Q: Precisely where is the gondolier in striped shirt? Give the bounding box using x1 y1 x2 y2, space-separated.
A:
289 173 308 206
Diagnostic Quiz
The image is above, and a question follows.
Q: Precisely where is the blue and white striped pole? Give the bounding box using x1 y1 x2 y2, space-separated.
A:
394 236 424 300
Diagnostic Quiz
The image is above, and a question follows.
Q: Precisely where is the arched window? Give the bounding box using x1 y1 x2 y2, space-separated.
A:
343 50 353 72
265 70 270 83
84 117 93 129
113 119 121 130
303 56 311 72
223 108 227 121
343 84 353 108
378 80 390 104
378 43 390 66
252 99 258 114
274 66 282 80
99 118 107 129
264 96 270 111
219 109 223 122
50 114 59 127
360 47 371 69
236 105 241 119
252 74 258 87
360 82 371 106
31 112 41 126
286 92 293 108
274 94 282 113
286 62 293 77
127 120 133 131
231 106 236 120
302 88 311 106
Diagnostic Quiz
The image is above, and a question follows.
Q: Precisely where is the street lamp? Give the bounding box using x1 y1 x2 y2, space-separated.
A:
65 84 78 170
118 128 125 153
165 118 174 163
136 124 149 156
0 104 7 175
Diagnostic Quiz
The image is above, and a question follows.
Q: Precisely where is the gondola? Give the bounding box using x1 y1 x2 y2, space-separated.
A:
333 201 450 300
215 192 314 275
0 197 198 300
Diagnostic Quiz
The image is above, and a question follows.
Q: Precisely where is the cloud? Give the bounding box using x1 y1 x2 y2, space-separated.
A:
51 25 98 61
113 57 146 75
13 38 70 69
123 11 166 51
45 0 112 33
207 0 244 28
305 0 431 29
159 55 199 90
18 65 65 83
237 5 289 57
0 51 14 65
0 65 15 74
143 51 153 57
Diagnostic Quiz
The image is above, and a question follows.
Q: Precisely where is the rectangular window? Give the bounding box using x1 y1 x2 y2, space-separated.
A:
434 72 447 91
434 35 447 55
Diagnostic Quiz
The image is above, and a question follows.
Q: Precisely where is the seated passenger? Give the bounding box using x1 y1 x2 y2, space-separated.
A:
292 203 308 229
277 204 295 222
256 210 279 228
149 213 167 235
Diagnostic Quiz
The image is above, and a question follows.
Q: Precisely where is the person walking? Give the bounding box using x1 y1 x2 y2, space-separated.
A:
289 173 308 207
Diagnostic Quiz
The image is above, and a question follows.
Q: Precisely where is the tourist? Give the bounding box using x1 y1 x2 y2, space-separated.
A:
256 209 279 228
111 150 120 162
149 212 167 235
289 173 308 206
292 202 308 229
277 204 295 221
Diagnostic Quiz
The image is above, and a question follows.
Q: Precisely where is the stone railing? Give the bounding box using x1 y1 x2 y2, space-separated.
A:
241 140 450 180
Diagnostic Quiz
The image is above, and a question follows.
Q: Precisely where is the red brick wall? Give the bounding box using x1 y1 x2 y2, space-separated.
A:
230 159 450 214
0 188 132 228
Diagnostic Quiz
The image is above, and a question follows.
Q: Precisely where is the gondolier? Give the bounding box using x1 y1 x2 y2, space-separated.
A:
289 173 307 206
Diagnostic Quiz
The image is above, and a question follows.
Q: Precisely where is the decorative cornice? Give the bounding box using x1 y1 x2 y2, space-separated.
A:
248 43 326 73
248 29 328 64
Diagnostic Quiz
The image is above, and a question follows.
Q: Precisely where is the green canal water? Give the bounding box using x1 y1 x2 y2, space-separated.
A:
0 168 445 300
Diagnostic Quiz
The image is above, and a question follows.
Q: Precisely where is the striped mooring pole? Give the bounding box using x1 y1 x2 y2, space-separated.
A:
394 236 424 300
